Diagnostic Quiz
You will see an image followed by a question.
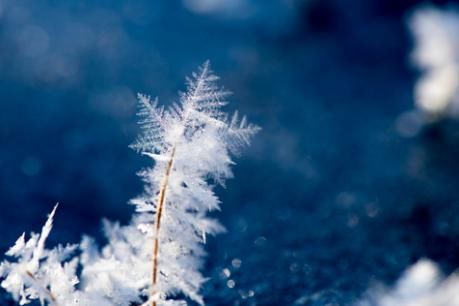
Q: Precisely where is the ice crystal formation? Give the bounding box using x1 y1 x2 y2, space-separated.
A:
0 205 81 305
0 62 259 306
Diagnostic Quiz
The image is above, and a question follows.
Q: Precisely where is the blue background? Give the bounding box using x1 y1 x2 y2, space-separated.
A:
1 0 459 305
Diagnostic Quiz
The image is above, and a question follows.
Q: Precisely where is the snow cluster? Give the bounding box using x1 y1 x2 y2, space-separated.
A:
410 7 459 120
0 62 258 306
359 259 459 306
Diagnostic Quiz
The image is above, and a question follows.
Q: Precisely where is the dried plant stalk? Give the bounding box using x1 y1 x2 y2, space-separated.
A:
151 147 176 306
25 270 57 305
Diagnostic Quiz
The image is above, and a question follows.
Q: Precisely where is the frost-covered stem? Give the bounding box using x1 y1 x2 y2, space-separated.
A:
25 270 57 305
151 146 176 306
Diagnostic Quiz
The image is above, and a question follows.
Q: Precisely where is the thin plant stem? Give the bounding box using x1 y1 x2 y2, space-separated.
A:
25 270 57 305
151 146 176 306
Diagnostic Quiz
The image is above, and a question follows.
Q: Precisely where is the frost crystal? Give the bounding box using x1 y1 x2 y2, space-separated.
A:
81 61 259 305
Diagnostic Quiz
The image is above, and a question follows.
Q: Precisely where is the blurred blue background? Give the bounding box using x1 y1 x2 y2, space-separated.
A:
1 0 459 305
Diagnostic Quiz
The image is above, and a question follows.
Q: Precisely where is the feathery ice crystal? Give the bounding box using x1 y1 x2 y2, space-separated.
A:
0 62 259 306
